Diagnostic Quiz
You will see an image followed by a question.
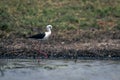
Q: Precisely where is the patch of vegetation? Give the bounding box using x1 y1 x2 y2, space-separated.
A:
0 0 120 37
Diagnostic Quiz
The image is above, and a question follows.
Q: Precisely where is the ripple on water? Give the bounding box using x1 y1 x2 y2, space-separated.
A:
0 59 120 80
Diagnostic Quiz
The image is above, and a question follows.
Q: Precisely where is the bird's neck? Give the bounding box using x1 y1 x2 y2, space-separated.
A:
47 28 51 33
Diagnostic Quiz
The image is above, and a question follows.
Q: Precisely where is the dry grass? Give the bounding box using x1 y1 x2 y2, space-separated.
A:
0 0 120 38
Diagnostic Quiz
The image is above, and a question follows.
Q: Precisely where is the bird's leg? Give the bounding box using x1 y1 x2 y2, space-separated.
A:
31 40 48 62
38 41 48 58
33 40 38 58
35 41 48 62
31 40 40 62
36 40 41 62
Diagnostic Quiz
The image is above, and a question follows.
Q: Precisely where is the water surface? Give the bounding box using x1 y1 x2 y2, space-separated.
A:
0 59 120 80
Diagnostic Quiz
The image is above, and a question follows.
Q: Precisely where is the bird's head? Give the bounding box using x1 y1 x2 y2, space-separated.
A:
46 25 52 30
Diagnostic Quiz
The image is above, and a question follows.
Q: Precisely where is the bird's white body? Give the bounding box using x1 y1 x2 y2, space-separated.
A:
44 31 51 40
40 25 52 40
42 25 52 40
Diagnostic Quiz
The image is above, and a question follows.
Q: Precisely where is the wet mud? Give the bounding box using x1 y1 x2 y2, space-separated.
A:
0 30 120 60
0 38 120 60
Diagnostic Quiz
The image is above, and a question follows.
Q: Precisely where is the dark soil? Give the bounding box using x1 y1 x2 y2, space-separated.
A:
0 30 120 60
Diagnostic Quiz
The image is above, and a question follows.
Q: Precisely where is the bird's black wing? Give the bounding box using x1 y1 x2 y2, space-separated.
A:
29 33 45 39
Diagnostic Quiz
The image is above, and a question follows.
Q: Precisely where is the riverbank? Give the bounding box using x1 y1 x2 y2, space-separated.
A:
0 30 120 60
0 0 120 59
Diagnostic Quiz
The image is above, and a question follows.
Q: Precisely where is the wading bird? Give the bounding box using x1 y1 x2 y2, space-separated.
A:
29 25 52 59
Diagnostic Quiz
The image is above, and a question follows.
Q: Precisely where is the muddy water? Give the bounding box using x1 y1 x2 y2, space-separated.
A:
0 59 120 80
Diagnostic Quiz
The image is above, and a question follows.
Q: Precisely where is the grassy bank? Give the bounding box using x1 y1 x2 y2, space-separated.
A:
0 0 120 38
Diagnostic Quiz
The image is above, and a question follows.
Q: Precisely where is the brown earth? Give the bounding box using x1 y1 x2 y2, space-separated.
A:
0 30 120 60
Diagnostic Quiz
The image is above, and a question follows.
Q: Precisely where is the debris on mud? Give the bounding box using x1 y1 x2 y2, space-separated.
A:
0 30 120 60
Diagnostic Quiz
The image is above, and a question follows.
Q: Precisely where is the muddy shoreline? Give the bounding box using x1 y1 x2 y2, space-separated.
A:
0 39 120 60
0 30 120 60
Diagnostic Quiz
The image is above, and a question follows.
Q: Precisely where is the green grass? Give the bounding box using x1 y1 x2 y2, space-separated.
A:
0 0 120 37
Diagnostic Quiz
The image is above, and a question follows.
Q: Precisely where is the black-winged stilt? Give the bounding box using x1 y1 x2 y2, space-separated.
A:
29 25 52 40
29 25 52 59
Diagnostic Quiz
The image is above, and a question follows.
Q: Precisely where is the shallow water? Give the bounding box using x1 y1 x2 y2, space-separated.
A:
0 59 120 80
